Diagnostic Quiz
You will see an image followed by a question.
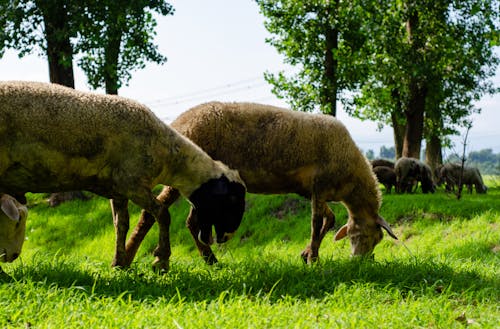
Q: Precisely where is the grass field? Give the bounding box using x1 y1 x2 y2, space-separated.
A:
1 178 499 328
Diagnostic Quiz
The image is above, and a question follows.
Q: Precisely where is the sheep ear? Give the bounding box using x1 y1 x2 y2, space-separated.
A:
334 224 348 241
1 197 21 221
376 216 398 240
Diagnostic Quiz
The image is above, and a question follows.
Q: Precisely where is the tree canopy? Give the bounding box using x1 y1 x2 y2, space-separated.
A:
0 0 173 94
256 0 370 116
257 0 499 162
77 0 173 94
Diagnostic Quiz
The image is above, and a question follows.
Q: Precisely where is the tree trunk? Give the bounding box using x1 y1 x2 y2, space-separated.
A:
402 7 427 159
402 81 427 159
391 89 405 159
104 8 124 95
425 134 442 180
321 2 339 116
39 1 75 88
104 34 121 95
425 99 444 179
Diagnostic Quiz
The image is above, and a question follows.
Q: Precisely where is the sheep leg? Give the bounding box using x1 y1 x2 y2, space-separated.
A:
127 188 173 272
186 207 218 265
125 186 180 266
152 205 171 272
124 210 155 266
110 198 130 268
301 198 334 264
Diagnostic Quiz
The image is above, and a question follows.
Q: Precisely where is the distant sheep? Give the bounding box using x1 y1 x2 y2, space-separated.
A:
371 159 395 169
125 102 397 265
0 81 246 272
0 193 27 263
395 157 435 194
438 163 487 194
372 166 396 194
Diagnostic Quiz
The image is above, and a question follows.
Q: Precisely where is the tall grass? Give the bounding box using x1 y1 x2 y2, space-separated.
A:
1 179 498 328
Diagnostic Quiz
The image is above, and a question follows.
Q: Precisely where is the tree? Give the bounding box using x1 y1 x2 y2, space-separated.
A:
256 0 369 116
77 0 173 95
1 0 79 86
349 0 499 161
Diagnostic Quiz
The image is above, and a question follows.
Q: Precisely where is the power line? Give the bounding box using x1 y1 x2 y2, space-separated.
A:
144 76 265 106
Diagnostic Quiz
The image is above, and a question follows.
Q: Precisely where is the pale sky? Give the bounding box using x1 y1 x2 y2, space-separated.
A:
1 0 499 154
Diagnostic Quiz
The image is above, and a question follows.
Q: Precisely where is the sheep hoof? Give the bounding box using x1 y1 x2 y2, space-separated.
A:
152 257 169 274
0 267 13 282
300 248 318 264
202 252 218 265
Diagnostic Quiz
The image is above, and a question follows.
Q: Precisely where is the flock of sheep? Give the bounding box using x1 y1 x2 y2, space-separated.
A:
371 157 487 195
0 81 486 274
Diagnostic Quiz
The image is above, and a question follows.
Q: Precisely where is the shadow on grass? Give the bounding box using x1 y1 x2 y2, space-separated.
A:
4 255 498 304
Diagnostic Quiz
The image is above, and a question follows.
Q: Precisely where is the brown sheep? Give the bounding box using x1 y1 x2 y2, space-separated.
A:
0 194 28 263
0 81 246 272
125 102 397 266
394 157 435 194
438 163 487 194
372 166 396 194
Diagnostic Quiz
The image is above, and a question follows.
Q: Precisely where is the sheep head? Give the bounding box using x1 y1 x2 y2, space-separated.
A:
0 194 28 262
189 175 246 246
334 215 397 257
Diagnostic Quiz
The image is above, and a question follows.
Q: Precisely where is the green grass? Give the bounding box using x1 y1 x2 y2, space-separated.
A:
1 179 499 328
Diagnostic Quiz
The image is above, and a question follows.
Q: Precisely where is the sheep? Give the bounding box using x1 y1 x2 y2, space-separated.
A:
125 101 398 266
0 81 246 272
372 166 396 194
438 163 487 194
370 159 395 169
0 193 27 263
394 157 435 194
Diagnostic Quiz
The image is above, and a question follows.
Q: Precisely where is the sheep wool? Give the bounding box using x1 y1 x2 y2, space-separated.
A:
0 82 246 271
127 101 397 264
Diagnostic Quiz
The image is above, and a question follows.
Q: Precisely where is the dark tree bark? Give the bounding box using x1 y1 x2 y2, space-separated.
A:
103 14 123 95
391 89 405 159
425 134 443 179
322 2 339 116
38 1 75 88
402 81 427 159
402 9 427 159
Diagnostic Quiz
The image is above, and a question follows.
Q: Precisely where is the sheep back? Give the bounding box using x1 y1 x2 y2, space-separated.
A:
372 166 396 193
0 81 227 198
172 102 380 207
371 159 395 169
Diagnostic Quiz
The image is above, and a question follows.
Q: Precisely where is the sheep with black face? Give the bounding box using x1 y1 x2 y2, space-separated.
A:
0 81 246 272
125 102 397 265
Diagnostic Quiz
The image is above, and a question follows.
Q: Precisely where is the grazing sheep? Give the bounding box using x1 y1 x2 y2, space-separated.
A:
0 81 246 271
370 159 395 169
372 166 396 194
394 157 435 194
438 163 487 194
0 193 27 263
125 102 397 265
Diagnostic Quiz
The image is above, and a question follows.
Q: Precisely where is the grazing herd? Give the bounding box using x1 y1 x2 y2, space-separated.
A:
371 157 487 195
0 81 488 273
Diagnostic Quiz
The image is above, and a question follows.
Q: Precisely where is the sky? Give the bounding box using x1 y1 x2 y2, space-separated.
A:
1 0 499 155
